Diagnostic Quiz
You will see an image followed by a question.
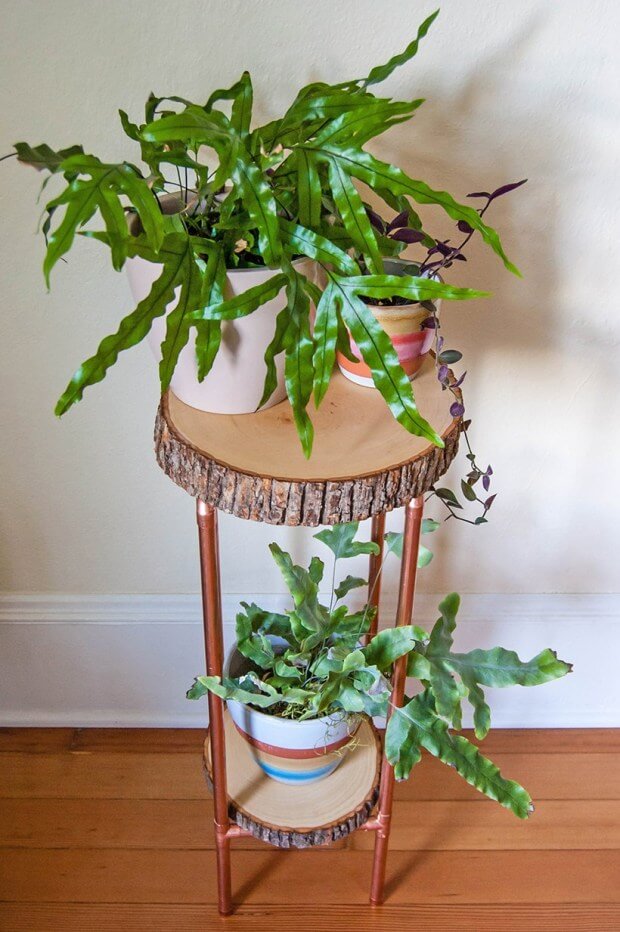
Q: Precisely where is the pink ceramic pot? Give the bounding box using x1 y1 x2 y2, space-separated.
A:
337 300 438 388
126 252 314 415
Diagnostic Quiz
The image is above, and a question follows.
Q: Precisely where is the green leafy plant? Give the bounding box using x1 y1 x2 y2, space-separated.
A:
9 9 520 457
187 523 571 819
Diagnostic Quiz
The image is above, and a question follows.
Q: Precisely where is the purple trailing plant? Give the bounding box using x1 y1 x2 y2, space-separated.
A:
366 179 527 527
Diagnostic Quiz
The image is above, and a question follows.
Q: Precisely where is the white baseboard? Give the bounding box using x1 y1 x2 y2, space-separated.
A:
0 593 618 728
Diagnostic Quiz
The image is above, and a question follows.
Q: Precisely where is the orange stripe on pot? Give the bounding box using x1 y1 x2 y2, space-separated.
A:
233 722 355 759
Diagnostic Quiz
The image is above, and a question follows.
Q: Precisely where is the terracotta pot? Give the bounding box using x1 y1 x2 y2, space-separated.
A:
225 644 360 785
337 299 438 388
126 255 315 414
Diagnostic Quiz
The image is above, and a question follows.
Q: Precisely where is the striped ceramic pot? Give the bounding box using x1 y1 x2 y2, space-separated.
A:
226 698 360 785
225 641 360 785
337 300 438 388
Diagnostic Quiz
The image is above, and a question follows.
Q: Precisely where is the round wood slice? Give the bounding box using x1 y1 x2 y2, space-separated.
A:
155 357 461 525
203 712 381 849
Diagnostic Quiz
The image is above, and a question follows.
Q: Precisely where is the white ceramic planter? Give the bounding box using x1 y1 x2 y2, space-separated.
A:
126 252 314 415
225 646 359 785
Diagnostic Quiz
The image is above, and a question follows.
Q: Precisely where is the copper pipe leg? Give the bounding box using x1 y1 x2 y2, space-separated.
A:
370 497 424 906
197 500 232 916
214 828 233 916
366 512 386 642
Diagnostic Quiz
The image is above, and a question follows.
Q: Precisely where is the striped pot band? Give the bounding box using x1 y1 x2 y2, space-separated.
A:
233 724 352 783
337 329 434 382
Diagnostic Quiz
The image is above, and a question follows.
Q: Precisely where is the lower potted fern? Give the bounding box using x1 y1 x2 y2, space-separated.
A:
188 523 571 816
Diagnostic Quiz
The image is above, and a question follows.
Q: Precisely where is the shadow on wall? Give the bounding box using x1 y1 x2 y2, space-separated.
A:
285 8 614 597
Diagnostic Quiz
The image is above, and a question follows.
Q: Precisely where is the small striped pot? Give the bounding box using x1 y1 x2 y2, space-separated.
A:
337 300 438 388
226 699 360 785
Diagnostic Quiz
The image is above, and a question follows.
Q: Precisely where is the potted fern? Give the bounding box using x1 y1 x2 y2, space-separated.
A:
10 9 517 456
187 523 571 814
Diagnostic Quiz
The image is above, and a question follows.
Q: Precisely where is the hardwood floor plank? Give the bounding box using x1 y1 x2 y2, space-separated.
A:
0 752 207 799
0 849 617 904
351 800 620 850
69 728 205 754
3 727 618 755
0 729 74 753
1 798 616 851
2 750 617 800
394 752 620 801
1 902 619 932
461 728 620 754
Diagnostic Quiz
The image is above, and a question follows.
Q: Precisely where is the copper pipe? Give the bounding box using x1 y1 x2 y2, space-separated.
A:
370 496 424 907
366 512 386 642
197 499 233 916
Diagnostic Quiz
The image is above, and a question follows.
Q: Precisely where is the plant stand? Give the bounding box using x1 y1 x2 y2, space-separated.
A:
154 359 460 915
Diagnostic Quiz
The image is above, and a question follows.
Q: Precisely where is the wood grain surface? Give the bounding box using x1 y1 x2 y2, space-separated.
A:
155 360 461 524
1 726 618 930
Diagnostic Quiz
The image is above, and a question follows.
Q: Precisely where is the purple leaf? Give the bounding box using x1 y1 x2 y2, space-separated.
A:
485 465 493 476
436 335 444 352
450 402 465 418
365 208 385 233
482 475 490 492
452 370 467 388
489 178 528 201
457 220 473 234
387 209 410 232
484 494 497 510
438 364 449 382
438 349 463 365
467 191 491 199
434 241 453 257
421 316 437 329
390 228 426 244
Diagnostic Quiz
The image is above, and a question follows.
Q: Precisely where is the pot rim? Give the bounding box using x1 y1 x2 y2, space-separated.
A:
226 695 355 731
364 300 440 312
364 262 443 313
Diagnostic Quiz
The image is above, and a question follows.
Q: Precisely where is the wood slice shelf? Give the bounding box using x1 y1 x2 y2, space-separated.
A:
155 358 461 526
203 712 381 848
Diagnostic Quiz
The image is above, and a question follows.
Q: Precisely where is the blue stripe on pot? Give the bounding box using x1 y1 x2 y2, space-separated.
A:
257 759 340 783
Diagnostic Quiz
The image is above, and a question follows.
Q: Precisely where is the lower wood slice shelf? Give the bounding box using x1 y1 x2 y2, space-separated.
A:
203 712 381 849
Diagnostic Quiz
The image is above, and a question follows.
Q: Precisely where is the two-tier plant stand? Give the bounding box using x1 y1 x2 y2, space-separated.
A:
154 360 460 915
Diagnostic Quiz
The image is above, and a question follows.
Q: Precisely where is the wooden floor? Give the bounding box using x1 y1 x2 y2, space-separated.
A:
0 728 618 930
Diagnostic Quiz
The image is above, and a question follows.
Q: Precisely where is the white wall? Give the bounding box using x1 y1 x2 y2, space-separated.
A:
1 593 618 727
0 1 618 724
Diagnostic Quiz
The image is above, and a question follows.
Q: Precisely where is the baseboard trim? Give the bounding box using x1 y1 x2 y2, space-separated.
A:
1 593 618 727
